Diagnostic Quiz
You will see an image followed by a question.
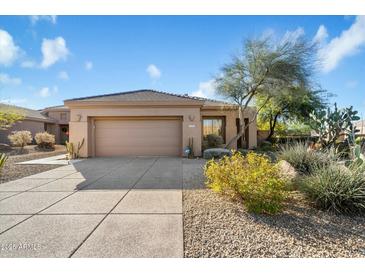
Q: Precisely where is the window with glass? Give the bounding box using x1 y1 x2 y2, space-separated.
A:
203 117 225 140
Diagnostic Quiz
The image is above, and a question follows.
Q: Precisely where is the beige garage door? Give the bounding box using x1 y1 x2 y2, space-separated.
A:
94 118 182 157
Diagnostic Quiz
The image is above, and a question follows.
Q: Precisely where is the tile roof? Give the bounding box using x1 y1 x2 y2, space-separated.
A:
65 89 202 102
41 105 69 111
0 103 54 122
64 89 236 107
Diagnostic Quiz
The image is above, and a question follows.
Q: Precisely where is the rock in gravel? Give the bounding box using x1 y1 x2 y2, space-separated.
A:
277 160 298 181
0 148 66 184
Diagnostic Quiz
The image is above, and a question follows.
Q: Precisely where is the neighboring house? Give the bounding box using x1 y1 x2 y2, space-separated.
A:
64 89 257 157
41 105 70 144
0 103 55 144
355 119 365 137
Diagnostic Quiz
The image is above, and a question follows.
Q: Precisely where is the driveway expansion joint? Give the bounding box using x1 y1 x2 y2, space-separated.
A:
68 157 160 258
0 158 135 235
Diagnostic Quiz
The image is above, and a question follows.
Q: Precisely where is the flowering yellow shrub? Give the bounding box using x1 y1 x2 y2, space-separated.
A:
204 152 287 214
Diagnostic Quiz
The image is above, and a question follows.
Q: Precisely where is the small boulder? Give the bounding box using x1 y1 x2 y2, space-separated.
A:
277 160 298 181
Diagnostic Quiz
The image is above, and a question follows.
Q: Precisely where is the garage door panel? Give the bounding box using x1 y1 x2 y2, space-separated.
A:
95 119 181 156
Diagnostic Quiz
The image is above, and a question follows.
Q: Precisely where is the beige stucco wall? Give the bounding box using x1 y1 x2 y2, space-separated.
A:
45 123 61 144
46 110 70 124
66 104 257 158
0 119 45 144
201 108 257 149
68 106 203 157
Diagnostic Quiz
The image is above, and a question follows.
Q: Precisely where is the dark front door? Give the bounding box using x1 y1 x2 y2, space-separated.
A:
60 125 69 144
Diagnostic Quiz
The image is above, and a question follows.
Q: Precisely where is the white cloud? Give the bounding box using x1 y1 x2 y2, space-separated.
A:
0 73 22 85
346 80 358 89
30 16 57 25
37 86 58 98
191 79 217 98
313 25 328 44
0 29 21 66
58 71 69 80
282 27 305 43
85 61 93 70
317 16 365 73
41 37 69 68
146 64 161 79
38 87 50 97
20 60 36 68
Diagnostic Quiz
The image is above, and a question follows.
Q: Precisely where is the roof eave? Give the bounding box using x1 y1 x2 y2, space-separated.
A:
64 100 205 107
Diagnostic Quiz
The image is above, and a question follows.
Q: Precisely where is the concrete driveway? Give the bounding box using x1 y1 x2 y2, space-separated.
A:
0 156 204 258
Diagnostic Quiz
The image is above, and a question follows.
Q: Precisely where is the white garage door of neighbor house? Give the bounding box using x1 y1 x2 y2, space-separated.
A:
94 118 182 157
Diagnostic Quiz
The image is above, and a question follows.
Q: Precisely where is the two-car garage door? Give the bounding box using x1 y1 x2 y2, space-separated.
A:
94 118 182 157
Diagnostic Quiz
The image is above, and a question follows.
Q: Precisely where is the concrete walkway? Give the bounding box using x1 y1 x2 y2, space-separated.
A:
16 154 83 165
0 156 201 258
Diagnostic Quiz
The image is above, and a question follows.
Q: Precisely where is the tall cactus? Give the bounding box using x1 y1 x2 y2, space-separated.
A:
310 103 360 148
65 138 85 159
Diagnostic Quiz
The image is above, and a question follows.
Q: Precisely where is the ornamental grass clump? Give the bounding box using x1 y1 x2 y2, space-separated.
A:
302 162 365 214
278 142 335 175
204 152 287 214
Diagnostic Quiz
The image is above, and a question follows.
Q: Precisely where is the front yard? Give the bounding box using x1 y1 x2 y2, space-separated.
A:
183 144 365 258
0 145 66 184
183 189 365 257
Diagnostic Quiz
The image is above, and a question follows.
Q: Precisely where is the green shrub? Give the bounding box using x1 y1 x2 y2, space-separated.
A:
204 152 287 214
202 134 224 150
203 148 231 159
335 141 351 159
278 143 335 175
257 140 277 152
302 163 365 214
35 132 55 149
238 148 277 162
8 130 32 149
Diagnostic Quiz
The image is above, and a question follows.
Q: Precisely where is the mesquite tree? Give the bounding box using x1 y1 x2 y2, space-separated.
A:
257 87 326 140
215 36 316 148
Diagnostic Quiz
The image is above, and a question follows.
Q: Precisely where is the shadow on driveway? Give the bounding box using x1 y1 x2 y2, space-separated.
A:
72 157 207 191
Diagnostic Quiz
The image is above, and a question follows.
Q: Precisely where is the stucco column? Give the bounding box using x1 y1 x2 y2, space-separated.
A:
182 111 202 157
247 109 257 149
225 112 238 150
69 111 89 157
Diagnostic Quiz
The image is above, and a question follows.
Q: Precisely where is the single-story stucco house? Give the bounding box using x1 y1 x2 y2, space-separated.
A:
0 103 54 144
0 103 70 145
64 89 257 157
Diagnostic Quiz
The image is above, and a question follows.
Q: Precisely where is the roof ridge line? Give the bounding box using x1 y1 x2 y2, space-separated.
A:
64 89 234 105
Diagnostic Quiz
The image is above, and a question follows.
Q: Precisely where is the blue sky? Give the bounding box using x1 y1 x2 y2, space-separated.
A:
0 15 364 117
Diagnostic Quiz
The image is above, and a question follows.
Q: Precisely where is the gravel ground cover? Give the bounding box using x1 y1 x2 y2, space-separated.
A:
183 189 365 258
0 145 66 184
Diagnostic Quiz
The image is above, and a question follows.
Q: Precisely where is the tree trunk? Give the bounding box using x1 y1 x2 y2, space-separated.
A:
224 95 271 149
266 112 280 141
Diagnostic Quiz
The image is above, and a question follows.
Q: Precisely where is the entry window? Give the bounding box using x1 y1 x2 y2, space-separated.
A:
203 117 225 140
60 112 67 121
